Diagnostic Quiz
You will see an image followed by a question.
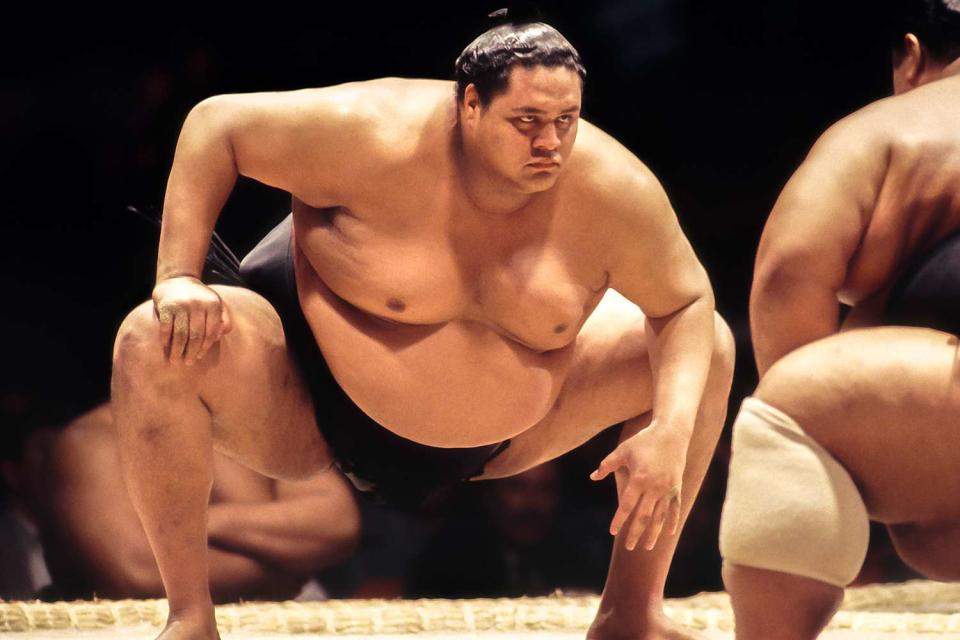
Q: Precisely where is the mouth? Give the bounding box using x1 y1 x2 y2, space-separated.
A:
527 161 560 169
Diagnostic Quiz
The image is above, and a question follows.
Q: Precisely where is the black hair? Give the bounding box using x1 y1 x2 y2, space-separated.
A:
891 0 960 62
454 15 586 106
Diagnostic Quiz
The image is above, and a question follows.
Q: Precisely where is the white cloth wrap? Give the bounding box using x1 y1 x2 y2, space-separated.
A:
719 397 870 588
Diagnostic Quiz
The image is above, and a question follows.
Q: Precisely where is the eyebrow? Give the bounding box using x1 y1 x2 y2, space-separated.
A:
511 105 581 114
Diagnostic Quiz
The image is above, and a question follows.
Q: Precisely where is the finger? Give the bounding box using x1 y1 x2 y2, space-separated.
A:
156 304 175 357
170 310 190 363
183 307 207 364
609 479 642 536
667 494 683 536
625 493 658 551
197 305 222 360
591 451 620 482
642 498 670 551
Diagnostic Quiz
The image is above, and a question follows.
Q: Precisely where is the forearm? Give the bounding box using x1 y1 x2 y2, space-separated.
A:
207 547 304 602
645 294 715 438
751 272 840 377
157 97 238 283
206 495 358 573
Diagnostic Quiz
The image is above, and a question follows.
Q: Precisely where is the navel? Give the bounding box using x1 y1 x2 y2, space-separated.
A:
386 298 407 313
553 323 568 334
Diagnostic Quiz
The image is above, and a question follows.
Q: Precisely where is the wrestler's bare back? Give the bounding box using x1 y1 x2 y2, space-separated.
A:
212 77 679 447
840 75 960 305
770 75 960 305
752 73 960 370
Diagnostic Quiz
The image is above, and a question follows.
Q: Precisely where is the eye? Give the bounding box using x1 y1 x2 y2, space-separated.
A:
557 114 575 126
518 115 537 124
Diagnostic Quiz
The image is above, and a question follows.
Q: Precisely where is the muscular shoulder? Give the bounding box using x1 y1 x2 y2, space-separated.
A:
803 101 891 179
196 79 453 202
565 121 675 244
563 121 709 312
876 80 960 189
804 80 960 181
569 122 685 270
759 103 893 255
212 78 444 141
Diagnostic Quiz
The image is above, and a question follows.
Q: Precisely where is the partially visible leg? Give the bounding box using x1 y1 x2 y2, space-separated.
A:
589 320 733 640
723 565 841 640
479 292 735 640
111 286 331 640
723 327 960 639
888 521 960 581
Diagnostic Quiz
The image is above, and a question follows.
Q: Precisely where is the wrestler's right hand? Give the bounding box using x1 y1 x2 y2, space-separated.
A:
152 275 233 365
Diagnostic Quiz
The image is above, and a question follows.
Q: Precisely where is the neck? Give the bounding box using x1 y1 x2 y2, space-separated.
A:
453 125 534 215
941 56 960 79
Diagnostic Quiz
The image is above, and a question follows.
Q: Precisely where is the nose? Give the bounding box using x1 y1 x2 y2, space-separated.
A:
533 123 561 152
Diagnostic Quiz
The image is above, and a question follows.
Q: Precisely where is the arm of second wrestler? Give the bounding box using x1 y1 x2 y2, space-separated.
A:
41 413 302 600
205 471 360 574
751 118 889 376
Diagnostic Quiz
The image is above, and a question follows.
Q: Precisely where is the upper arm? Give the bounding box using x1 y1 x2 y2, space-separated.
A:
604 158 712 318
193 84 382 206
753 118 889 298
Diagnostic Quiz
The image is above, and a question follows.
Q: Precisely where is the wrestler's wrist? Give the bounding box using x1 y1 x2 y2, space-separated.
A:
155 271 204 286
648 415 694 442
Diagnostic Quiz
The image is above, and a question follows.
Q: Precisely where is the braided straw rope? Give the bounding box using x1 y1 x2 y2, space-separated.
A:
1 581 959 634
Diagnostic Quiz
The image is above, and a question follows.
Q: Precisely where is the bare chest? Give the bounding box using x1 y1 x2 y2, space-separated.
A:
293 198 606 351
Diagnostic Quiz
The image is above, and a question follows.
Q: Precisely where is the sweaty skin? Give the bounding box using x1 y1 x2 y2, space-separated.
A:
751 59 960 375
170 73 713 446
725 327 960 640
114 65 734 640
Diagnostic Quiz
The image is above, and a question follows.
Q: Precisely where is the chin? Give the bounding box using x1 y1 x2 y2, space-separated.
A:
516 173 559 194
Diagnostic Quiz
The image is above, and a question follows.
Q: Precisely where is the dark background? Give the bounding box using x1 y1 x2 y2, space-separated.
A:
0 0 898 595
0 1 893 417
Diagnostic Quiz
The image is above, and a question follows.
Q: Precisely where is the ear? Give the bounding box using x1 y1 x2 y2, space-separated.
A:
900 33 926 88
461 83 482 121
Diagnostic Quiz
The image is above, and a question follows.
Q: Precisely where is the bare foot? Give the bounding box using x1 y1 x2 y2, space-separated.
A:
154 609 220 640
587 609 708 640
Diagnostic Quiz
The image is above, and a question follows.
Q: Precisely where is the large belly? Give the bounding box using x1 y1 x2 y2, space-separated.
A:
292 245 575 447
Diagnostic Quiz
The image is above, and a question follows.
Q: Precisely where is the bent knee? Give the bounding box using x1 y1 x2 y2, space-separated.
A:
111 301 206 392
113 301 162 369
711 312 736 378
720 398 870 588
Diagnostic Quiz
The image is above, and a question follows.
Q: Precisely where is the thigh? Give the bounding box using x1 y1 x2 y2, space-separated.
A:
478 290 654 478
755 326 960 523
888 520 960 581
195 284 331 480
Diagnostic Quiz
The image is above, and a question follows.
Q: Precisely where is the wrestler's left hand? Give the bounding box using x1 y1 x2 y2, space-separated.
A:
590 423 688 551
